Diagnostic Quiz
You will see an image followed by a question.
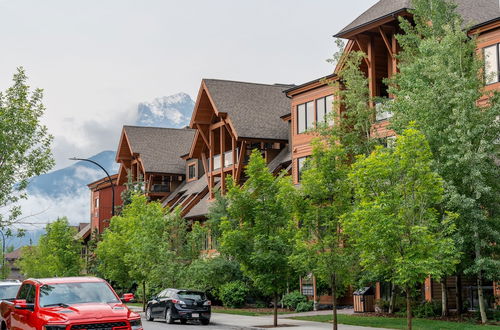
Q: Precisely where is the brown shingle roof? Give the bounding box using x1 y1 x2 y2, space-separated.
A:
335 0 500 37
123 126 195 174
203 79 294 141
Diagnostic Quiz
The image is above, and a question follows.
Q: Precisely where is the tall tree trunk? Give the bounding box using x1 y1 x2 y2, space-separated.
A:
405 286 412 330
273 293 278 327
477 275 487 324
474 230 487 324
389 283 396 314
441 277 448 317
455 274 463 319
331 274 338 330
142 281 146 312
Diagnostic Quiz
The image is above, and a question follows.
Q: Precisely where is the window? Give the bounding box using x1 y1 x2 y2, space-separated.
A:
316 95 334 126
376 100 394 121
297 104 306 133
297 157 308 182
188 163 196 180
94 198 99 208
484 44 500 84
297 102 315 133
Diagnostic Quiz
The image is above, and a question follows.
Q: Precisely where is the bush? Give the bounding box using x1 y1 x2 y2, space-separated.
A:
295 301 314 313
375 299 390 313
219 281 249 308
413 301 442 318
281 291 307 310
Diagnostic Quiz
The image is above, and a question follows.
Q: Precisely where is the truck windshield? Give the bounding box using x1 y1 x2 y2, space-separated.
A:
39 282 120 307
0 285 20 300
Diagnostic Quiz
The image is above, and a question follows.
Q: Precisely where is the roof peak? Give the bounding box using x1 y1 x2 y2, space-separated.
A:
203 78 295 88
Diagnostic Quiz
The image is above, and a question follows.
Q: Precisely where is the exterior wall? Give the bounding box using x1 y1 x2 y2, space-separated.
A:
90 183 125 235
290 84 335 184
475 24 500 106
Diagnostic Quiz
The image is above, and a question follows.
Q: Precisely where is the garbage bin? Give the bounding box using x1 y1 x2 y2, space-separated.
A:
353 287 375 313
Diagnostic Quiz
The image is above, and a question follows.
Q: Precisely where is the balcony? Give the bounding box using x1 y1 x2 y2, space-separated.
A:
375 100 394 122
150 184 170 193
211 148 239 171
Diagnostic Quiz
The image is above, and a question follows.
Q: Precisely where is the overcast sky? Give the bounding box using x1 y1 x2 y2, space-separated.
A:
0 0 377 169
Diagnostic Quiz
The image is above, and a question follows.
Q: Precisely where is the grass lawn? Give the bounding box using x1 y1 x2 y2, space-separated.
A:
292 314 499 329
211 306 292 316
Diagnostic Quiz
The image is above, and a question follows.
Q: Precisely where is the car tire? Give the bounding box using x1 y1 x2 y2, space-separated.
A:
201 319 210 325
180 319 187 324
165 307 175 324
146 306 154 321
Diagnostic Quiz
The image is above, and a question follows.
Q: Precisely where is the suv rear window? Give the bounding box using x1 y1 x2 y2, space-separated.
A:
177 291 206 301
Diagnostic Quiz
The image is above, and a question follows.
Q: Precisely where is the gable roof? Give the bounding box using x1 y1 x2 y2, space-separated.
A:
202 79 294 140
122 126 195 174
335 0 500 37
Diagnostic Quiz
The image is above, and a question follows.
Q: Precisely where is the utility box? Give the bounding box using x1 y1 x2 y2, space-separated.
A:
353 287 375 313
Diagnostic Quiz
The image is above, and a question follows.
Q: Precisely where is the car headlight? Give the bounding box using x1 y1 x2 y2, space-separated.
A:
130 318 143 330
45 326 67 330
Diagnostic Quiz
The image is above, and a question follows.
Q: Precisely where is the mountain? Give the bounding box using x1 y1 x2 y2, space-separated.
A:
18 92 195 234
136 92 194 128
27 150 118 198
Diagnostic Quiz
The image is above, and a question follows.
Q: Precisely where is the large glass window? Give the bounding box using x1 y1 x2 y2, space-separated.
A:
297 157 308 182
485 44 499 85
306 101 315 130
316 95 334 126
297 104 306 134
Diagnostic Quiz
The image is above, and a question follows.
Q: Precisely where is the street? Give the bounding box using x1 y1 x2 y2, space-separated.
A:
141 316 245 329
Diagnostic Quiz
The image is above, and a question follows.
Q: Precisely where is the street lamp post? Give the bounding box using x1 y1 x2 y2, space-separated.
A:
69 157 115 217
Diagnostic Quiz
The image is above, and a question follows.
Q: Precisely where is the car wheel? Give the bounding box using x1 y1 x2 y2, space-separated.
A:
165 307 175 324
146 306 154 321
201 319 210 325
180 319 187 324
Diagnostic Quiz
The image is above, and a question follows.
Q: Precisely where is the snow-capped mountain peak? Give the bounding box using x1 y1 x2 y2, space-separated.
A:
136 92 194 128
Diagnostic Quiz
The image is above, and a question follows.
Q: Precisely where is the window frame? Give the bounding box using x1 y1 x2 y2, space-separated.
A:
484 43 500 85
187 161 197 181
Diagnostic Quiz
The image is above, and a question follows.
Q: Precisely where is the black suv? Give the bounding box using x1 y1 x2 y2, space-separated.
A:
145 288 211 325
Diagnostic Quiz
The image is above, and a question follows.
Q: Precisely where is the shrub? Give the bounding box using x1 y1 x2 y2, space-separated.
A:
218 281 249 308
412 301 442 318
375 299 390 313
295 301 314 313
281 291 307 310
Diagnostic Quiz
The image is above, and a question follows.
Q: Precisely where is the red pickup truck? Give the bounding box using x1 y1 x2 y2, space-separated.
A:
0 277 143 330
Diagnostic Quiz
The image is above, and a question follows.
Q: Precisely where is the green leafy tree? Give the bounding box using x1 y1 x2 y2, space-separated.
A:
17 217 82 277
344 128 459 330
290 140 356 330
386 0 500 322
209 150 295 327
0 68 54 225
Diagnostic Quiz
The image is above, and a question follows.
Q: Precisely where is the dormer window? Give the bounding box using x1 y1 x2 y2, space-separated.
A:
187 163 197 181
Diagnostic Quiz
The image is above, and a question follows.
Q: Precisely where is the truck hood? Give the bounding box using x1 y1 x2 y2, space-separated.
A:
39 303 139 324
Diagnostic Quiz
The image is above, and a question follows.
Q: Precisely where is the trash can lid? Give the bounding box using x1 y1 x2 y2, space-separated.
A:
353 287 374 295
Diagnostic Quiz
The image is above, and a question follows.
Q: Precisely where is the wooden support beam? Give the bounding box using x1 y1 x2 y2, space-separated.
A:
232 135 236 178
221 118 235 140
195 123 210 148
209 128 215 199
378 27 394 59
367 35 376 104
391 32 398 76
210 121 225 130
220 125 225 194
235 141 246 184
354 36 371 68
201 152 208 177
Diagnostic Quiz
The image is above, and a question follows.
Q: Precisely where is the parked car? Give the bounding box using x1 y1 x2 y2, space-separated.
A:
146 288 211 325
0 280 21 302
0 276 143 330
121 293 136 303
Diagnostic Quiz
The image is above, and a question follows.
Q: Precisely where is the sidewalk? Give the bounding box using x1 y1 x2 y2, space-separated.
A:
211 311 383 330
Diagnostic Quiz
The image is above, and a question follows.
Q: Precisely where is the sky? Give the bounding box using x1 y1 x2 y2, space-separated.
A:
0 0 378 170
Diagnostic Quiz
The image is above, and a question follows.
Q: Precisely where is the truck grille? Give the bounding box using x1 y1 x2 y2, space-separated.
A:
70 321 128 330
